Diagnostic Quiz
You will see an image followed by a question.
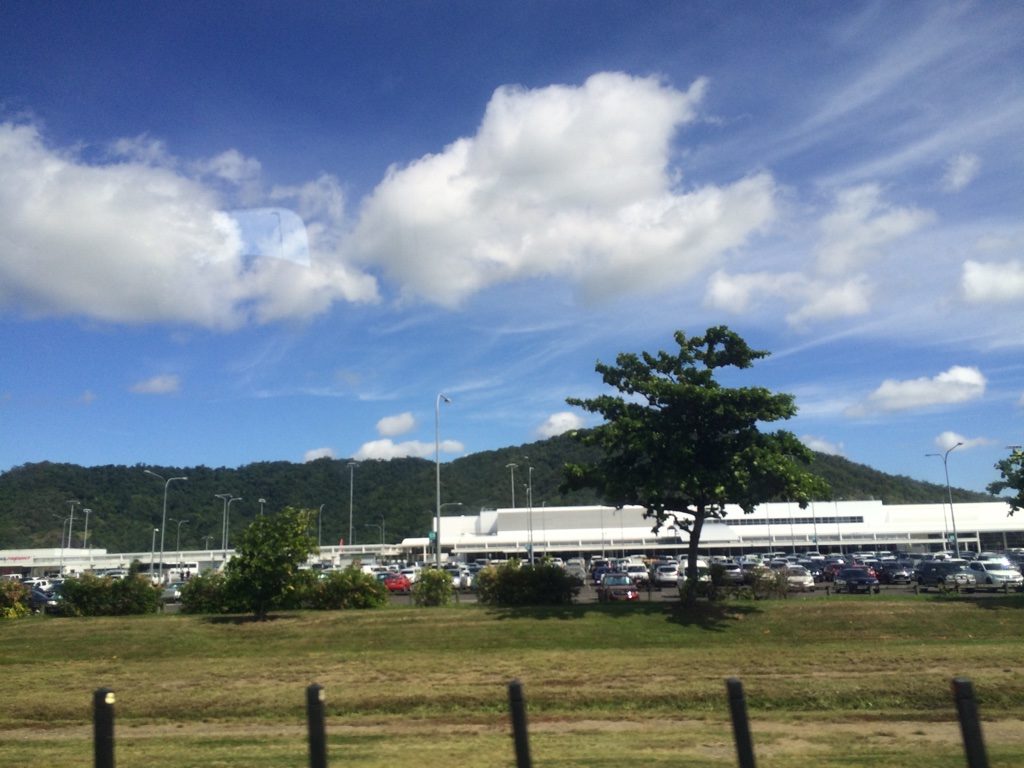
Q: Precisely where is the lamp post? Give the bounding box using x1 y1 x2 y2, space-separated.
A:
347 462 357 548
144 470 188 582
65 499 80 549
318 504 325 548
82 507 93 567
170 518 188 560
435 392 451 568
927 442 964 556
53 515 70 575
258 498 266 516
149 528 159 579
365 523 384 546
215 493 242 554
505 463 518 508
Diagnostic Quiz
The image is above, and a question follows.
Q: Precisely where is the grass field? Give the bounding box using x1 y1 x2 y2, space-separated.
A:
2 593 1024 767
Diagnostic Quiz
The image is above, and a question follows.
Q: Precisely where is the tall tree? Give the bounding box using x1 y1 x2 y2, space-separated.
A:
988 448 1024 516
226 506 317 620
565 327 829 599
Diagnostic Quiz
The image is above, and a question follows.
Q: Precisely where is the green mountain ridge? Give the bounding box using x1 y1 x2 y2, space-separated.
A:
0 433 995 553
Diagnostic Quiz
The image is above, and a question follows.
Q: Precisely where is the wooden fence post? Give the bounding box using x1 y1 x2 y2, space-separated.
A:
725 678 757 768
508 680 533 768
952 677 989 768
307 683 328 768
93 688 115 768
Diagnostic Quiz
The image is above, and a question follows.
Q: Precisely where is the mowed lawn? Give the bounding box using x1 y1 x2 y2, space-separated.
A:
2 594 1023 767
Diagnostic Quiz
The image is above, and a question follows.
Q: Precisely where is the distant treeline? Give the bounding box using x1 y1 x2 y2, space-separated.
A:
0 432 993 553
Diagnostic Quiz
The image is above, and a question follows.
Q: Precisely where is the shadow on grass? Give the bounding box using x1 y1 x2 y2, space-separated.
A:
485 599 762 630
202 613 303 624
931 591 1024 610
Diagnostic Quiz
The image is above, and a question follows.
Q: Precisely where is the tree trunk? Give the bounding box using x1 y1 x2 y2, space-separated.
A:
683 511 706 607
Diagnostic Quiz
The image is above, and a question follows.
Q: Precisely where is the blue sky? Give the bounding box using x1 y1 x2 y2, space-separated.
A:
1 2 1022 493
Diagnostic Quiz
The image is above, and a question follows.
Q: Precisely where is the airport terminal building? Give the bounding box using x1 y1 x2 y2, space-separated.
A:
3 499 1021 576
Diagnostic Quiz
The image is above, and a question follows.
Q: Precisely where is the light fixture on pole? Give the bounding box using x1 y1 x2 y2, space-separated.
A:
435 392 451 569
65 499 80 549
318 504 325 548
144 470 188 582
82 507 93 567
258 498 266 516
347 462 357 548
170 518 188 560
150 528 159 579
215 493 241 554
53 515 69 575
527 465 535 565
927 442 964 556
505 463 518 508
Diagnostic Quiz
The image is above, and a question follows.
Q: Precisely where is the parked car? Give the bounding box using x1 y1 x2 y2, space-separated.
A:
877 562 914 585
28 584 67 614
785 565 815 592
161 582 185 603
917 561 977 592
833 567 880 594
624 564 650 586
719 563 745 586
381 573 412 593
967 561 1024 591
652 564 679 588
596 573 640 602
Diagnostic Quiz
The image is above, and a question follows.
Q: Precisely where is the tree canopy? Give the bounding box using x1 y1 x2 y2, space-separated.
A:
565 326 829 592
988 448 1024 516
225 506 317 620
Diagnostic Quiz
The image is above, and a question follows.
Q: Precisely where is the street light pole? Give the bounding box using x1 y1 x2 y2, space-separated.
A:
318 504 325 548
527 466 534 565
435 392 451 569
927 442 964 556
170 518 188 560
259 498 266 516
144 470 188 582
82 507 93 567
347 462 357 548
65 499 80 549
150 528 159 579
505 463 518 508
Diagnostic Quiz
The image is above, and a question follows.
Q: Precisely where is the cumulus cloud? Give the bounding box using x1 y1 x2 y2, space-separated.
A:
934 431 990 451
962 260 1024 303
130 374 181 395
376 412 416 437
304 447 336 462
351 72 776 306
850 365 986 415
705 270 870 326
536 411 584 439
815 184 934 275
800 435 845 456
0 122 377 329
354 438 464 461
194 149 262 184
941 153 980 192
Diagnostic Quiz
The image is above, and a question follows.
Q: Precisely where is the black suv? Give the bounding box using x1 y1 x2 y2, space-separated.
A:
916 561 977 592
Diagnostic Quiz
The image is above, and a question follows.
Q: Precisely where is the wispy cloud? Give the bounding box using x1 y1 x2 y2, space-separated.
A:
130 374 181 395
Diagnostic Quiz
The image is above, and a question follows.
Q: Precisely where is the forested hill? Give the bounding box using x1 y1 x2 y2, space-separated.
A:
0 432 995 553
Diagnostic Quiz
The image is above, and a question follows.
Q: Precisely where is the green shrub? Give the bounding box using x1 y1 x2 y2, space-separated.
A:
476 561 580 607
0 580 28 619
750 567 789 600
306 567 388 610
58 574 160 616
180 571 238 614
411 568 453 607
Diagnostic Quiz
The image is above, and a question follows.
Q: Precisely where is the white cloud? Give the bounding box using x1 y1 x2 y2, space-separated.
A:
303 447 335 462
815 184 935 274
354 438 464 461
376 412 416 437
941 153 980 192
962 260 1024 303
851 365 986 415
800 435 845 456
351 72 777 306
79 390 97 405
194 148 262 185
536 411 584 439
705 270 870 327
933 431 990 452
130 374 181 395
0 122 377 329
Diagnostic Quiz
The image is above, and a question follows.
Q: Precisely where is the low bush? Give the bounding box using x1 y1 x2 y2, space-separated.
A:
0 580 28 619
476 561 580 606
59 574 160 616
180 571 238 614
412 568 454 607
303 567 388 610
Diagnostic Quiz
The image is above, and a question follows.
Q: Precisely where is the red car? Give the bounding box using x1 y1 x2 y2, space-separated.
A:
381 573 412 593
596 573 640 602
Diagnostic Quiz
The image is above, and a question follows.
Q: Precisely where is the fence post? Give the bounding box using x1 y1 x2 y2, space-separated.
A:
725 678 757 768
93 688 115 768
952 677 989 768
307 683 328 768
508 680 533 768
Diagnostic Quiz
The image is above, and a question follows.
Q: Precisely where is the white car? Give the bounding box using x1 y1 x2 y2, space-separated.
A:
967 561 1024 591
652 564 679 588
785 565 815 592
